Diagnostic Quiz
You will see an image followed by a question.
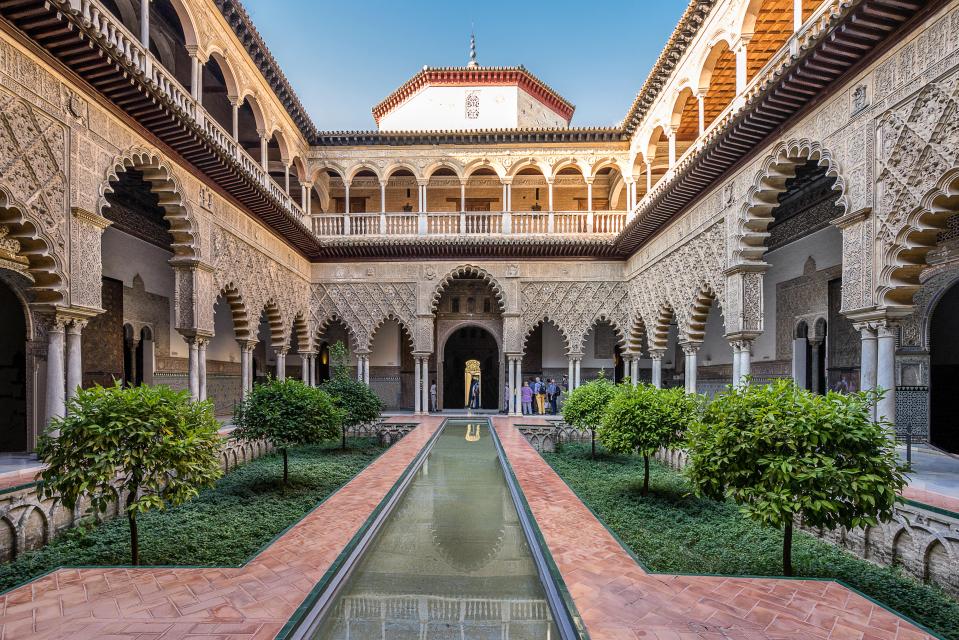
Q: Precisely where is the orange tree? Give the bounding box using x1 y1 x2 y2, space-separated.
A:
685 380 906 576
37 383 222 565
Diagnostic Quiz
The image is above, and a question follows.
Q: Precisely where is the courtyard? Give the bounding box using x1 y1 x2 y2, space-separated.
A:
1 0 959 637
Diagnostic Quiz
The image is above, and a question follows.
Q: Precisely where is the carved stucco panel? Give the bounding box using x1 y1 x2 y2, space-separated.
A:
211 226 309 341
310 282 418 352
521 281 630 354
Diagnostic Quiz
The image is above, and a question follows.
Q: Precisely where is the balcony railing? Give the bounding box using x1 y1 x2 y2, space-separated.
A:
312 211 628 237
67 0 304 221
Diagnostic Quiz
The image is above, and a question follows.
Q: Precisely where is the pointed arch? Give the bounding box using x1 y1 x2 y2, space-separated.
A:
684 283 721 343
315 314 361 352
0 186 67 304
879 167 959 307
218 282 251 340
736 139 848 265
649 304 675 352
100 147 200 260
370 313 415 350
578 314 627 354
523 317 571 354
430 265 507 313
627 313 648 355
259 299 286 348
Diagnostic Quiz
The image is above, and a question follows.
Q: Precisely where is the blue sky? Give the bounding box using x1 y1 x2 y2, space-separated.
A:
243 1 688 131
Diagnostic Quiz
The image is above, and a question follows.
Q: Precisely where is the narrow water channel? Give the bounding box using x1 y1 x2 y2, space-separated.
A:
311 419 560 639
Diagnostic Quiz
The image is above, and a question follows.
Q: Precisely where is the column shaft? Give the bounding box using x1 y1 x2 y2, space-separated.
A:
188 338 199 400
240 346 250 398
651 355 663 389
414 358 422 414
66 321 84 401
198 339 208 402
877 324 897 425
46 319 66 427
421 357 429 413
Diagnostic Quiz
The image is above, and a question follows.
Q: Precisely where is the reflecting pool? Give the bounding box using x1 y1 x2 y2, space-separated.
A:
310 419 560 639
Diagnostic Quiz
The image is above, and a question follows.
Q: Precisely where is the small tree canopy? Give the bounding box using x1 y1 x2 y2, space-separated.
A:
685 379 906 575
233 378 343 483
320 375 383 429
561 373 620 433
37 382 222 564
599 385 699 495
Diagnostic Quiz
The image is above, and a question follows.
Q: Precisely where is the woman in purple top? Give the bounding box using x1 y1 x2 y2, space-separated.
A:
521 381 533 415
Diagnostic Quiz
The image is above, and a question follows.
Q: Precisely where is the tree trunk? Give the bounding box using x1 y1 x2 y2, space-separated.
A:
342 425 347 450
127 511 139 565
783 520 793 576
282 448 289 485
591 429 595 459
642 454 650 497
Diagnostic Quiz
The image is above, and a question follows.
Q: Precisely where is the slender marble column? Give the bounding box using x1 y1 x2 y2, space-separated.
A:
301 353 310 383
650 350 664 389
365 355 371 385
681 343 699 393
275 347 287 381
877 322 898 426
140 0 150 47
46 316 66 428
198 338 208 402
574 358 582 389
414 358 422 414
738 340 753 385
187 337 200 400
567 358 574 390
508 357 516 415
421 357 429 413
239 342 251 398
66 320 85 402
731 341 741 388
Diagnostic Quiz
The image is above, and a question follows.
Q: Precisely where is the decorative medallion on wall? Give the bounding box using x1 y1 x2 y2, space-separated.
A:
465 90 480 120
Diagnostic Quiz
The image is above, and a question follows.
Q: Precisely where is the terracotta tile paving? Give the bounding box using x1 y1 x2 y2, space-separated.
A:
492 417 936 640
901 486 959 514
0 417 444 640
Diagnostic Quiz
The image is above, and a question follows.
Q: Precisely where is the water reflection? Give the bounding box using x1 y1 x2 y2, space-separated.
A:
312 421 558 640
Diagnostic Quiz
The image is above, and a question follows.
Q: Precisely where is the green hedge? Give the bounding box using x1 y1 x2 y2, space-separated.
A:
545 443 959 639
0 439 383 593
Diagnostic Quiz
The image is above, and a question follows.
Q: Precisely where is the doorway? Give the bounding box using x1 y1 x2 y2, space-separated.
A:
443 326 499 410
930 281 959 452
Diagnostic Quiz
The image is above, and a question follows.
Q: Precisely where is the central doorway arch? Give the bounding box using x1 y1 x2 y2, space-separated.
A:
0 277 27 451
442 326 499 410
930 280 959 453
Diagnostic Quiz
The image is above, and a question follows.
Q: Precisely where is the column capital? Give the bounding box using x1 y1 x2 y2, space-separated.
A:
237 338 258 352
274 346 289 356
66 318 88 334
679 341 701 355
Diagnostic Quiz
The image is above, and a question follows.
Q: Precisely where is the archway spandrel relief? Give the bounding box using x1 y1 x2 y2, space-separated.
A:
310 282 418 352
627 221 728 338
210 227 308 334
521 281 630 353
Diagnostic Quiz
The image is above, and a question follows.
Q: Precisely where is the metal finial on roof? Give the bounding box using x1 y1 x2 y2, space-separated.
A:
468 32 478 68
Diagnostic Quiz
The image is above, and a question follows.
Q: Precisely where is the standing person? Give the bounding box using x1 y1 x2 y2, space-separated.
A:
469 378 480 410
429 380 437 413
534 376 546 414
521 381 533 415
547 378 559 415
561 374 569 394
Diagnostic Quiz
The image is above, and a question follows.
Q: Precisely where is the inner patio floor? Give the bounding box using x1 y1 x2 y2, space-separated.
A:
0 416 942 639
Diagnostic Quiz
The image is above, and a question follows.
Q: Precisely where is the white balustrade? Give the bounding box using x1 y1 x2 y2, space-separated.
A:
65 0 304 221
309 210 626 237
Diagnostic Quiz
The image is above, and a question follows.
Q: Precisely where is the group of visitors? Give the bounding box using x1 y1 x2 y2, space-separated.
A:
511 376 564 415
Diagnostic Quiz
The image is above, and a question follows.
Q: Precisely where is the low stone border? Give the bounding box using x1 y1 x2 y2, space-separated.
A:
652 447 959 599
0 435 272 563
